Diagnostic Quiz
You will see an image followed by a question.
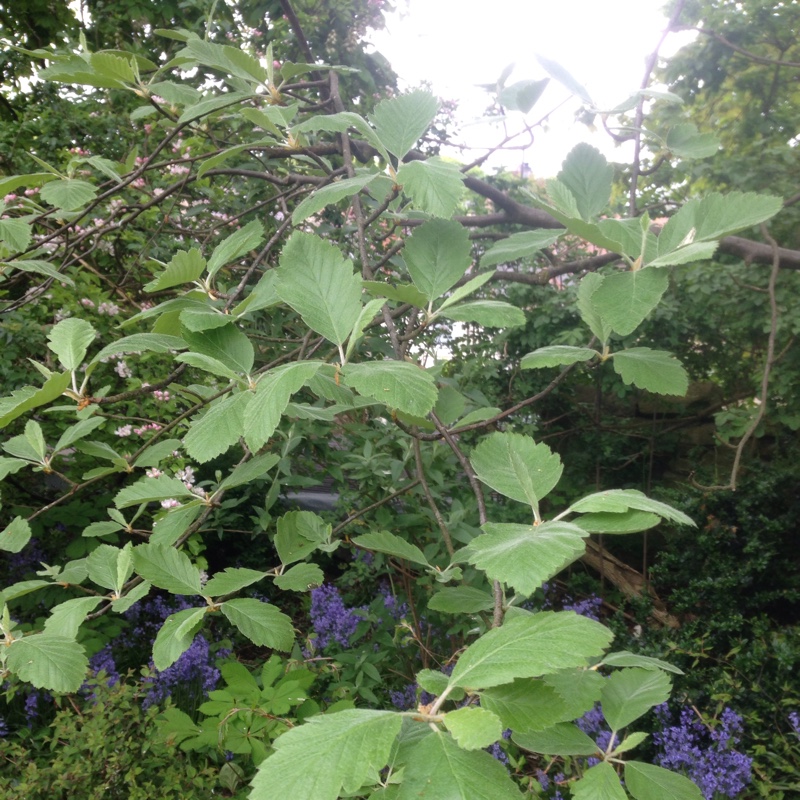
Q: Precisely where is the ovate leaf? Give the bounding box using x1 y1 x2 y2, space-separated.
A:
202 567 268 597
624 761 703 800
40 178 97 210
343 361 437 417
396 157 465 218
220 598 294 650
277 232 362 347
152 607 207 670
601 668 671 731
403 218 471 303
352 530 430 567
144 249 206 291
397 731 523 800
207 219 264 278
570 489 694 526
243 361 322 452
273 563 324 592
369 90 439 159
7 634 88 692
448 611 613 690
184 391 251 463
577 272 612 344
480 678 575 733
47 318 96 371
132 543 203 595
292 173 378 225
572 762 627 800
465 521 588 595
481 230 561 268
514 722 599 756
439 300 525 328
557 143 613 221
590 268 669 337
665 123 720 159
250 710 402 800
182 324 254 374
0 517 32 553
114 475 195 509
470 432 563 514
521 346 597 369
612 348 689 396
44 597 103 639
428 586 494 614
600 651 683 675
443 707 502 750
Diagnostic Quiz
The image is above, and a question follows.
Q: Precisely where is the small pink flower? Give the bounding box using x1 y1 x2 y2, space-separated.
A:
115 425 133 437
146 468 162 478
160 498 180 509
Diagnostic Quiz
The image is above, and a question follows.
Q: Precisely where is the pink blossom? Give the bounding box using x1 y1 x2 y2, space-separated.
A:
80 298 95 308
160 498 180 509
114 360 133 378
153 389 170 402
145 468 163 478
115 425 133 437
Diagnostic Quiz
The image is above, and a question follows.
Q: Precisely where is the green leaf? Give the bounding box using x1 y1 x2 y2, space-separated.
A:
574 510 661 534
352 531 430 567
465 521 588 595
470 432 563 514
47 318 96 371
273 563 324 592
90 51 136 82
218 453 280 490
243 361 322 452
24 420 46 461
646 241 719 268
448 611 613 690
202 567 267 597
40 178 97 210
416 669 450 696
362 281 429 308
369 90 439 159
537 55 594 104
91 333 187 365
4 431 43 463
612 348 689 396
439 300 525 328
601 668 671 731
427 586 494 614
514 722 599 756
0 173 58 195
657 192 783 255
88 544 133 593
220 598 294 650
111 580 152 613
182 324 254 374
292 111 391 163
613 730 649 755
572 762 627 800
624 761 703 800
53 417 106 453
0 456 28 480
577 272 612 344
150 503 204 546
184 391 251 463
7 634 88 693
0 218 32 251
591 268 669 337
570 489 695 526
132 543 203 595
403 218 471 303
175 351 243 382
665 123 720 159
343 361 438 417
443 707 502 750
207 220 264 278
176 91 252 124
557 143 613 221
277 232 362 347
250 710 402 800
397 732 523 800
499 78 549 112
521 345 597 369
152 607 207 671
395 157 464 218
481 230 561 268
43 597 103 639
292 173 379 225
3 259 74 286
275 510 331 566
82 521 123 538
480 678 576 733
600 651 683 675
144 249 206 291
115 475 195 509
0 517 32 553
132 439 184 468
345 297 386 361
0 579 50 605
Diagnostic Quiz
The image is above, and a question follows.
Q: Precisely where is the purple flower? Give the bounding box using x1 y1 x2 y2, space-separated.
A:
309 584 365 649
789 711 800 737
90 645 120 688
563 594 603 621
654 704 752 799
142 634 220 710
0 717 8 737
390 683 418 710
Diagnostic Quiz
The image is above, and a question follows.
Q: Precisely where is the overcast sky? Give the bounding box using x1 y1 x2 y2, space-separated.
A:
368 0 694 176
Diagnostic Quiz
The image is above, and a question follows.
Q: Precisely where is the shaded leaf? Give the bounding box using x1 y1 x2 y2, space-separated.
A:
369 90 439 159
273 563 324 592
443 707 502 750
403 218 471 303
624 761 703 800
132 543 203 595
396 157 464 218
572 762 627 800
612 348 689 396
601 668 671 731
7 634 88 693
591 268 669 337
220 598 294 650
47 318 96 371
521 346 597 369
352 530 430 567
513 722 598 756
343 361 438 417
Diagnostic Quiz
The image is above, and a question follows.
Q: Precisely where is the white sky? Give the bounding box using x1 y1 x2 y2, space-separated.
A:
369 0 695 176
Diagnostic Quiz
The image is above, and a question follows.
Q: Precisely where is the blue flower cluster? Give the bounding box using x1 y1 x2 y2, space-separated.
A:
309 584 366 649
654 704 752 799
142 634 221 710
